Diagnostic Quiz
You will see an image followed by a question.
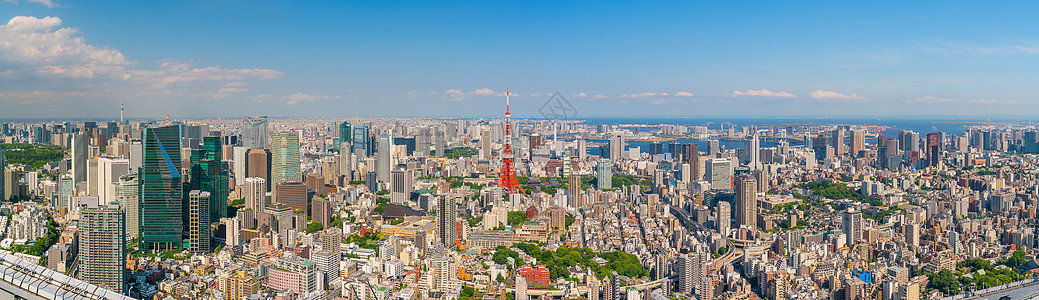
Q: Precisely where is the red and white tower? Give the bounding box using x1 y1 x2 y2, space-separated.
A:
498 88 524 195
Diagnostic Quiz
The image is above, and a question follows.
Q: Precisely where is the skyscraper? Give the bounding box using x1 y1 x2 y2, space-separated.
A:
338 122 352 144
377 134 393 183
139 125 183 252
352 125 370 157
115 173 139 240
717 201 730 235
339 143 352 182
0 150 5 202
271 131 301 188
390 169 412 205
247 148 271 191
188 190 211 253
682 144 700 182
734 175 757 229
706 159 733 190
608 134 625 160
850 129 865 157
745 134 762 170
245 177 267 213
597 159 612 189
242 116 270 149
568 174 581 209
190 136 229 221
437 195 457 247
842 208 863 246
831 129 845 156
78 204 126 293
926 133 941 168
71 133 88 184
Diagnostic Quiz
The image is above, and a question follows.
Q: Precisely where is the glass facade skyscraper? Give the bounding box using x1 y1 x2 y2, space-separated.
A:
139 125 183 252
271 131 301 187
242 116 269 149
190 136 229 222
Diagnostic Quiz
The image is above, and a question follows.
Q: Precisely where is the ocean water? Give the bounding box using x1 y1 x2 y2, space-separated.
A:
579 117 1027 138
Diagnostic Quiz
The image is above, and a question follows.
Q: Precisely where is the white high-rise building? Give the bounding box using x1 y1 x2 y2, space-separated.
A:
233 146 249 185
244 177 267 212
745 134 762 170
706 159 733 190
96 156 129 205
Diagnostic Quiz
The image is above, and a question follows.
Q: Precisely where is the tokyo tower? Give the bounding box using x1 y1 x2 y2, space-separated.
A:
498 88 524 195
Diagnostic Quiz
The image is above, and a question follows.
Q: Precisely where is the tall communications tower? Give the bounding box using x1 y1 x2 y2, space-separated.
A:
498 89 524 195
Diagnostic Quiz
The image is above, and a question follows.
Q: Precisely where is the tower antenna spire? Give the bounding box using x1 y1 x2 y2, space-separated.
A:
498 86 524 196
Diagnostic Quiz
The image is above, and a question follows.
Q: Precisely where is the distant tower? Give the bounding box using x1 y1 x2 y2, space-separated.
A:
497 89 524 195
120 101 124 123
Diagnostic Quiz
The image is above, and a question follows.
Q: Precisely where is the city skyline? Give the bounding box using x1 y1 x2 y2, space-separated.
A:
3 1 1039 118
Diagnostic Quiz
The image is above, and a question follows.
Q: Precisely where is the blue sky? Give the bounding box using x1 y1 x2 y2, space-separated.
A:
2 1 1038 119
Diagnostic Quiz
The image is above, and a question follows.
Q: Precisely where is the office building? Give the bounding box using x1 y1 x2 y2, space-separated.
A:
245 177 267 214
706 159 733 190
189 190 212 253
683 144 699 181
242 116 269 149
377 134 393 183
275 181 308 213
71 133 88 184
843 208 863 247
139 125 183 252
734 175 757 229
437 195 457 247
338 122 352 144
247 148 271 191
717 201 730 235
271 131 301 187
597 159 612 189
190 136 230 221
115 173 138 240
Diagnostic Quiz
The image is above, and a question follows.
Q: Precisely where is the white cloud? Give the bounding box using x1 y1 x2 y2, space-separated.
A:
472 88 497 96
28 0 55 8
732 89 797 98
0 16 284 103
591 94 607 99
571 93 588 98
218 87 248 93
809 90 868 101
286 92 328 105
620 92 667 98
674 91 694 97
406 90 417 99
905 96 957 104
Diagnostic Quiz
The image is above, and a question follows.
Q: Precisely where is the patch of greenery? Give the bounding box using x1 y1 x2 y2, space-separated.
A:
508 211 528 226
565 213 575 228
444 148 478 159
229 198 245 206
796 181 878 205
344 232 383 250
304 222 324 233
507 243 649 280
0 143 65 170
467 216 483 228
